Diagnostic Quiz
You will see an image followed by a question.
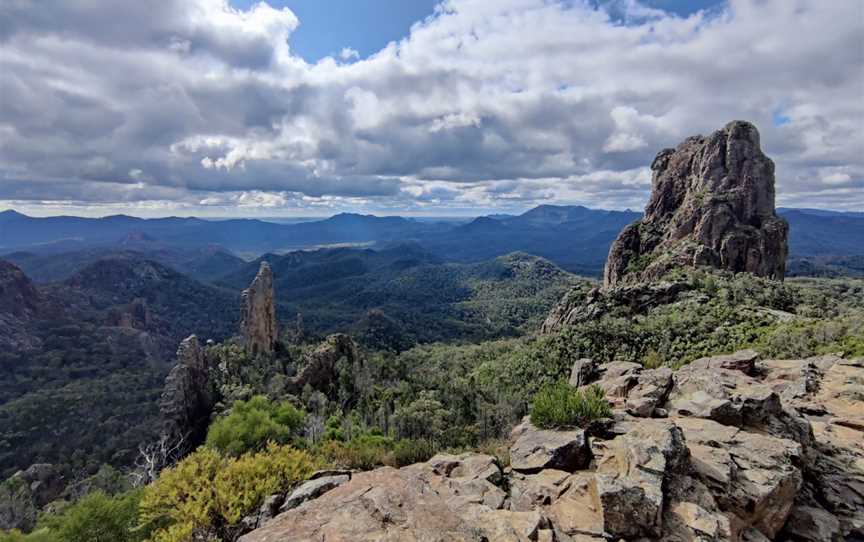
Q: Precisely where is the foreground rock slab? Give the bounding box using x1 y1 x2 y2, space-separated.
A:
240 353 863 542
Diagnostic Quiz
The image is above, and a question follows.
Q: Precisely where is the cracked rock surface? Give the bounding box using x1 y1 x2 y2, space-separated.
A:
239 351 863 541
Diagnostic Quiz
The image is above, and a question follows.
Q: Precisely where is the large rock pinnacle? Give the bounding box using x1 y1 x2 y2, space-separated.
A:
240 261 278 356
603 121 788 288
159 334 212 445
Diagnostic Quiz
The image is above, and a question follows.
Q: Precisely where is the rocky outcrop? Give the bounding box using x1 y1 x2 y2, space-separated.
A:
0 464 64 532
542 279 687 333
509 420 591 473
240 262 278 357
604 121 788 288
240 351 863 541
284 333 365 401
0 260 43 351
159 335 213 447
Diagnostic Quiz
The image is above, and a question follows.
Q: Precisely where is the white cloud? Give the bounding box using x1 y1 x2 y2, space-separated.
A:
339 47 359 61
0 0 861 215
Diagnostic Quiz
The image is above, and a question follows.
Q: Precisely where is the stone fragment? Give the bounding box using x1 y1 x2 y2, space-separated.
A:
625 367 673 417
568 358 596 388
690 349 759 374
280 474 350 512
509 421 591 473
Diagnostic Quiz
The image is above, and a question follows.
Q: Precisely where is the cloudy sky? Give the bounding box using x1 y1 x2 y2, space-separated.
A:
0 0 862 217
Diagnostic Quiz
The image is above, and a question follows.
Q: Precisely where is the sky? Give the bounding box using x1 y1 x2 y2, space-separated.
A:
0 0 861 218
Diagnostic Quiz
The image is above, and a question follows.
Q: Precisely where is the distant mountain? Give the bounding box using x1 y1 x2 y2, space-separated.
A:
780 209 864 256
778 207 864 218
3 205 862 278
417 205 642 276
0 211 442 255
5 245 247 284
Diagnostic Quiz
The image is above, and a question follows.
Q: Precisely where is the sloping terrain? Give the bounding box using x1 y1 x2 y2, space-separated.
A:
0 258 238 478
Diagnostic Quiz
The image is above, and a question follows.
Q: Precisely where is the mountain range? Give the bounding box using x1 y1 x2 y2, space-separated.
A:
4 205 862 278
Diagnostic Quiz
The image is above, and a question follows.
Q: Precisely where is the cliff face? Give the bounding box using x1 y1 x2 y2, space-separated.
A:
240 262 278 357
604 121 788 288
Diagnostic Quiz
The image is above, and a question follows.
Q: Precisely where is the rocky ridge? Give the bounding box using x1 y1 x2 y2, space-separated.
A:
604 121 788 289
240 262 278 357
239 350 863 542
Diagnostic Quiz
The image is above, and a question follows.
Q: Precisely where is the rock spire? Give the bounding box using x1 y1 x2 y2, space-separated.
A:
240 261 278 356
604 120 788 288
159 335 213 445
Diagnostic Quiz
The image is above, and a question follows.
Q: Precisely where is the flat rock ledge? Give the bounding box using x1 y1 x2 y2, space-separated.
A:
239 352 863 542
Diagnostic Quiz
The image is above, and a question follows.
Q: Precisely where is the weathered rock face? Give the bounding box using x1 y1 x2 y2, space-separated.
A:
509 420 591 473
159 335 213 447
604 121 788 288
240 262 278 357
240 351 863 542
0 463 64 532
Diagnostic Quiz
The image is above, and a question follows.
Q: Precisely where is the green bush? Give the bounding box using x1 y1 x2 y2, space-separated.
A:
391 439 436 467
37 490 146 542
138 443 316 542
205 396 305 456
0 529 57 542
530 382 611 429
318 434 396 470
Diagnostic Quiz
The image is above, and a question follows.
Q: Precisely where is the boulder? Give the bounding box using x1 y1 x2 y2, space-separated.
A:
240 262 278 357
780 504 843 542
690 349 759 374
508 469 572 511
279 474 350 512
593 420 689 538
509 420 591 473
568 358 596 388
603 120 788 288
676 417 802 539
664 362 812 446
625 366 673 417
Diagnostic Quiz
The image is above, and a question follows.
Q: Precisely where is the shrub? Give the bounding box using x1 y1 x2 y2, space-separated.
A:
37 490 146 542
205 396 305 456
391 439 436 467
0 529 57 542
138 444 315 542
530 381 611 429
318 435 395 470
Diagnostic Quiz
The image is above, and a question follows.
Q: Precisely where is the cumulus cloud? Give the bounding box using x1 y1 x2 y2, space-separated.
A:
0 0 862 216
